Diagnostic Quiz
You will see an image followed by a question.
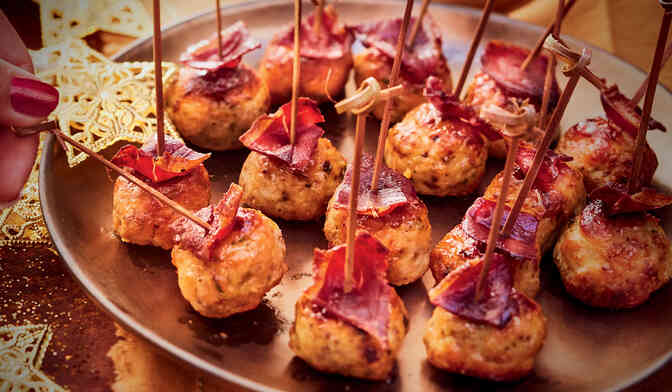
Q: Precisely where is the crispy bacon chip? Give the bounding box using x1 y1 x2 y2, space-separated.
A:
273 5 352 59
351 16 442 84
111 136 210 183
481 41 559 109
601 85 666 139
590 183 672 216
180 21 261 71
462 197 539 260
514 144 572 193
429 254 517 328
332 154 417 217
172 184 244 261
239 98 325 173
312 231 395 346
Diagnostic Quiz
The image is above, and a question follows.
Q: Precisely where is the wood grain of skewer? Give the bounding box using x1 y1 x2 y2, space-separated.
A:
629 9 672 193
453 0 495 98
407 0 430 48
152 0 165 156
216 0 223 60
538 0 565 127
370 0 414 191
290 0 302 145
519 0 576 72
313 0 324 34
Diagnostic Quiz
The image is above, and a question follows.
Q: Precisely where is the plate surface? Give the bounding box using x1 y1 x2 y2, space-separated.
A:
40 1 672 391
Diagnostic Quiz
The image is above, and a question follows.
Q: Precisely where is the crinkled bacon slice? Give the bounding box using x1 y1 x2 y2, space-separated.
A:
600 84 667 139
172 184 243 261
332 154 417 217
462 197 539 260
273 5 352 59
429 253 517 328
239 98 325 173
481 41 559 109
424 76 502 141
111 136 210 184
351 16 442 84
312 231 395 346
590 182 672 216
180 21 261 71
514 143 572 193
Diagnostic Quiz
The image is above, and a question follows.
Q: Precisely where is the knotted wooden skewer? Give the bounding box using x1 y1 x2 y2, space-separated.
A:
11 121 212 231
629 1 672 194
501 36 590 237
152 0 166 155
216 0 223 59
453 0 495 98
407 0 430 48
538 0 566 127
475 104 534 300
335 78 405 293
370 0 414 192
519 0 577 72
290 0 303 145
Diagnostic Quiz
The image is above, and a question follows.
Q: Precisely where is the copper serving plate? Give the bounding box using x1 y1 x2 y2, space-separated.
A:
40 1 672 391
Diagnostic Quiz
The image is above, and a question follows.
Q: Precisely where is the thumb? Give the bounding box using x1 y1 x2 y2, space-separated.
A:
0 128 39 208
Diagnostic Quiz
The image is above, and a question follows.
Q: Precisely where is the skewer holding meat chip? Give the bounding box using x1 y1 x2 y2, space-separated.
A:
323 78 432 286
259 1 353 106
165 21 270 151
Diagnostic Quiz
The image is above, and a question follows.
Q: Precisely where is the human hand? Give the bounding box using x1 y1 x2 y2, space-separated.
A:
0 11 59 208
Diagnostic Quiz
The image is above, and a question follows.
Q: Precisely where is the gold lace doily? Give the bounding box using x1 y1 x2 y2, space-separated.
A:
0 324 65 392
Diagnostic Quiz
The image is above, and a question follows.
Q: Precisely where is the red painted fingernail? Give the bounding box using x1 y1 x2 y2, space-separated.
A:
10 77 60 118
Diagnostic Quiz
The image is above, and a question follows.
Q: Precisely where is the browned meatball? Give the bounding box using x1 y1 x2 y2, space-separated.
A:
239 138 346 221
112 166 210 250
424 292 546 382
553 200 672 309
171 208 286 318
555 117 658 192
384 103 488 197
166 64 270 151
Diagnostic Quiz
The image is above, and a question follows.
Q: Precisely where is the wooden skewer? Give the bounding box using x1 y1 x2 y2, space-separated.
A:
501 38 588 237
313 0 324 34
370 0 414 191
216 0 223 60
630 39 672 105
344 113 367 293
152 0 165 156
335 78 404 114
519 0 577 71
628 5 672 194
290 0 302 145
407 0 430 48
538 0 565 127
453 0 495 98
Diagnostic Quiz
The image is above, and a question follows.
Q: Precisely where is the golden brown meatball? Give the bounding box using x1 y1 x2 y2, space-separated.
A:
353 48 452 123
112 166 210 250
430 225 540 298
384 103 488 197
555 117 659 192
171 208 286 318
553 200 672 309
424 293 546 382
239 138 346 221
166 64 270 151
324 197 432 286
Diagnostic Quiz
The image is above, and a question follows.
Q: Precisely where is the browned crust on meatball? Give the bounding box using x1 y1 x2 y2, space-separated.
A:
112 166 210 250
166 64 270 151
171 208 287 318
423 293 546 382
239 138 347 221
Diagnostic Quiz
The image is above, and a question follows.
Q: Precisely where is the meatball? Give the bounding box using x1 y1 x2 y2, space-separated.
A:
166 64 270 151
555 117 658 192
239 138 346 221
384 103 488 197
171 208 286 318
353 48 452 123
430 225 540 298
113 166 210 250
553 200 672 309
324 197 432 286
424 292 546 382
289 280 407 380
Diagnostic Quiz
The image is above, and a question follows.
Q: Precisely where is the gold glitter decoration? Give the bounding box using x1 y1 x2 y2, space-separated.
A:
0 323 65 392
